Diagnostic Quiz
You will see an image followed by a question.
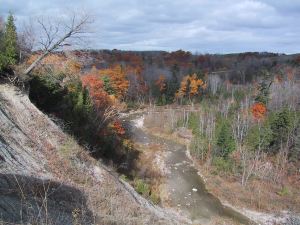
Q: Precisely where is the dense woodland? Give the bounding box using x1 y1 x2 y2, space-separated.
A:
1 13 300 208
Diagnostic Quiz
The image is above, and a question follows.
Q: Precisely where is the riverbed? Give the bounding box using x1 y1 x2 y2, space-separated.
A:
126 113 254 225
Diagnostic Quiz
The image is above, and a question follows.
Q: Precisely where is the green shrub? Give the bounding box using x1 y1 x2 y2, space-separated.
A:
134 178 150 197
212 157 234 174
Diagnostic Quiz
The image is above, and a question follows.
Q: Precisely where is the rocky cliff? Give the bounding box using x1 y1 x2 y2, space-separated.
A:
0 84 188 225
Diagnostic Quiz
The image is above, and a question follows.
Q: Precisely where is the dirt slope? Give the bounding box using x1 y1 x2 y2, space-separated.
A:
0 84 188 225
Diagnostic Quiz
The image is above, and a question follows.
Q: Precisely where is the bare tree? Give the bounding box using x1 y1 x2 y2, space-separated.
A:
23 13 92 77
18 19 36 62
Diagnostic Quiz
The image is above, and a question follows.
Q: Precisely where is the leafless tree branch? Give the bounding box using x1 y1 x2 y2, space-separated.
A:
23 13 92 77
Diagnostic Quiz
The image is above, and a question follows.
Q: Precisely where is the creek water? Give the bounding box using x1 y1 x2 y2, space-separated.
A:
126 113 254 225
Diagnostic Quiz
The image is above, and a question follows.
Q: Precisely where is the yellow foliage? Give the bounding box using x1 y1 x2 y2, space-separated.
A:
176 73 206 99
98 65 129 99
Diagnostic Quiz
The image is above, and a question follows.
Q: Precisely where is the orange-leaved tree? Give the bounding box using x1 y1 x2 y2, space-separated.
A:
176 73 206 101
98 64 129 99
176 75 189 99
189 73 206 97
81 74 110 107
251 102 267 120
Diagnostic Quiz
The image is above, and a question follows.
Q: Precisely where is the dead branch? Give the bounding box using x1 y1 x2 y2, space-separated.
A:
23 13 92 77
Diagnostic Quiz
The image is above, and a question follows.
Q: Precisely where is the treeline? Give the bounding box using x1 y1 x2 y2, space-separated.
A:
68 49 299 104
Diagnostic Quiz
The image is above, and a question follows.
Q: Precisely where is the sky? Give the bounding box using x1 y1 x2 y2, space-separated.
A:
1 0 300 54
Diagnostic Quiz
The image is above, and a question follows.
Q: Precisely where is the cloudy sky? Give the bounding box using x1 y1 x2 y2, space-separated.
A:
1 0 300 53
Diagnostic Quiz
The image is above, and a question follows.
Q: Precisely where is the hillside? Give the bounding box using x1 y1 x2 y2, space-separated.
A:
0 84 188 225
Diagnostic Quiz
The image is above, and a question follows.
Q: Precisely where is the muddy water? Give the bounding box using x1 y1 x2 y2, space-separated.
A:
126 113 254 225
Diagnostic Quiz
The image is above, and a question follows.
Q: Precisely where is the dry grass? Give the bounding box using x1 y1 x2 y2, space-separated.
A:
202 169 300 214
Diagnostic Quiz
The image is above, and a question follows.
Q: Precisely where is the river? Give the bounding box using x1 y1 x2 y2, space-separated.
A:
125 112 254 225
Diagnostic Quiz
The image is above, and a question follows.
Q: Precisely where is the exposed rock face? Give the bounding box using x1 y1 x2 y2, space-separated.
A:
0 84 188 225
0 87 49 176
0 174 92 225
0 84 92 224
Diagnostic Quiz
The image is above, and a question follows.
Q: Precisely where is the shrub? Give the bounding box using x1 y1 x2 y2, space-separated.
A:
212 157 234 174
134 178 150 197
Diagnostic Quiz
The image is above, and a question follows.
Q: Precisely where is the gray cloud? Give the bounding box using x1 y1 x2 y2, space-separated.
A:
1 0 299 53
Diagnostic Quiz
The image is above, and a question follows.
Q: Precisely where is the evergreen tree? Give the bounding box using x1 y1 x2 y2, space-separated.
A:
102 76 115 95
216 120 236 158
255 70 272 105
3 12 18 66
246 123 273 152
269 108 294 152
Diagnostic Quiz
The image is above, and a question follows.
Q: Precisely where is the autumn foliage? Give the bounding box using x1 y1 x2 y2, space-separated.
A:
251 102 267 120
81 74 110 109
112 120 126 135
176 73 206 99
81 64 130 111
27 53 82 76
98 65 129 99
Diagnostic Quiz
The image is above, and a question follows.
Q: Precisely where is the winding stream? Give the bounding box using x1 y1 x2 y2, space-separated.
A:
126 112 254 225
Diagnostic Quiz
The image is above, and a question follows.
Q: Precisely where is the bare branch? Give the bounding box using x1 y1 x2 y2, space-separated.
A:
23 12 92 76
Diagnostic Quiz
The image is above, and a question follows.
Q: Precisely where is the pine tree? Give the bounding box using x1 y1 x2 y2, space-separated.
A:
3 12 18 66
216 120 236 158
102 76 115 95
255 70 272 105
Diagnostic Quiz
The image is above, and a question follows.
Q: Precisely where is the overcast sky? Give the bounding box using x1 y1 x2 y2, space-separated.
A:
1 0 300 54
